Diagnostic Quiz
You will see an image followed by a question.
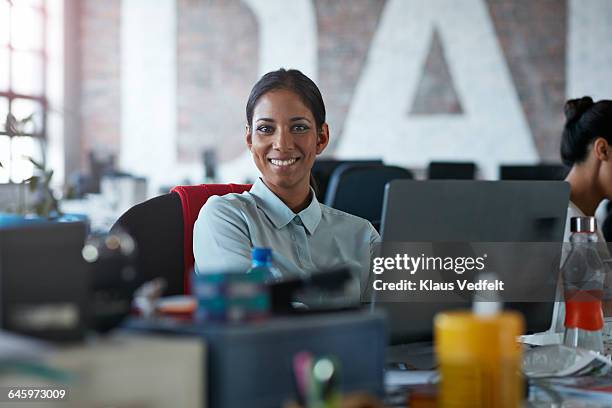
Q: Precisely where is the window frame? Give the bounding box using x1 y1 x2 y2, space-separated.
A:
0 0 48 182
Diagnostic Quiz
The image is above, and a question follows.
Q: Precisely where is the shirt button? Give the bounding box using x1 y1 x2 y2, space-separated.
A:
291 234 296 241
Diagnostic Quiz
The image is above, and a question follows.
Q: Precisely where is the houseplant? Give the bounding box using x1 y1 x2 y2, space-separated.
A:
2 112 61 218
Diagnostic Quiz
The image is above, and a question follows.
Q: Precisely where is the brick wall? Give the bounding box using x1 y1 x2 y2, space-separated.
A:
487 0 566 161
77 0 580 179
177 0 258 163
79 0 121 168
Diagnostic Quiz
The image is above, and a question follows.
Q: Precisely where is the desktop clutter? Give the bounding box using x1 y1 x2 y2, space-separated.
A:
0 219 386 407
4 209 612 406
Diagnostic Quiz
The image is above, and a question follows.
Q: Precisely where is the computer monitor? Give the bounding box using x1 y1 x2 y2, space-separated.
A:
0 221 89 341
377 180 569 343
499 164 568 181
427 161 476 180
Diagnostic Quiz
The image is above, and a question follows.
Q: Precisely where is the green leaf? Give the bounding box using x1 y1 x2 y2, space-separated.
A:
18 113 35 125
26 176 40 192
44 169 54 184
26 156 45 170
5 113 18 135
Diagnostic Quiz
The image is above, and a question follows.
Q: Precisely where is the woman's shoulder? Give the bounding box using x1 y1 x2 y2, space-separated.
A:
198 190 255 219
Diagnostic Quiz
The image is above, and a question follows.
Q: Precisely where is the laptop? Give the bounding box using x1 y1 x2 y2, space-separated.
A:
376 180 570 346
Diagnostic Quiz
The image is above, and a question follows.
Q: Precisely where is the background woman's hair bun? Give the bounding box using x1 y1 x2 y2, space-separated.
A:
564 96 594 124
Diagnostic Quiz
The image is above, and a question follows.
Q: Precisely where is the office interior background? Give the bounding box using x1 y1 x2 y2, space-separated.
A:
3 1 612 406
2 0 612 217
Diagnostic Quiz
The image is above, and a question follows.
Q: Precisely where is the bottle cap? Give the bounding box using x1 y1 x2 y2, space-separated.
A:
570 216 597 233
251 247 272 263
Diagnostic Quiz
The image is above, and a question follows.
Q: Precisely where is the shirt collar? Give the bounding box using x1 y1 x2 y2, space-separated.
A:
250 178 322 234
569 200 586 216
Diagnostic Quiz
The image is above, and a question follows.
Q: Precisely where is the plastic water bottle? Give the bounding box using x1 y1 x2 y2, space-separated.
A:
562 216 605 353
248 247 283 283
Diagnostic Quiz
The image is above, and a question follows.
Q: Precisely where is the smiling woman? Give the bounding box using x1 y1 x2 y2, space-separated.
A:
247 88 328 212
193 69 380 297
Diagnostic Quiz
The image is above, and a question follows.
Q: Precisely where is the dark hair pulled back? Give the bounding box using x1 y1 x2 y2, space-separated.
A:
245 68 326 131
561 96 612 166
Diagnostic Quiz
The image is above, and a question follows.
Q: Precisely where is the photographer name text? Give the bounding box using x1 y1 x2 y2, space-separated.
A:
372 278 504 292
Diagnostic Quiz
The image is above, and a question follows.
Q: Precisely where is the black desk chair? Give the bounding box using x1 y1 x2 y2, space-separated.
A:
111 183 252 295
111 192 185 296
427 161 476 179
324 164 413 229
602 201 612 242
499 164 568 180
312 158 382 203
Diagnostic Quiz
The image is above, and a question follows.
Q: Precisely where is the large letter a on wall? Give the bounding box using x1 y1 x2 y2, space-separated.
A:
335 0 538 179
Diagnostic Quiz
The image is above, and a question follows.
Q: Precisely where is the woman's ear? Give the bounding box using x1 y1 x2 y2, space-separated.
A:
245 124 253 150
594 137 610 161
316 123 330 154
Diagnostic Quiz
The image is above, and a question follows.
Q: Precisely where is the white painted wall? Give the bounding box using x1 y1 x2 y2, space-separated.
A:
120 0 177 195
47 0 64 187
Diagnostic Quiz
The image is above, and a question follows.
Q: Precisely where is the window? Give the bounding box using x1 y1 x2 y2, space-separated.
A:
0 0 47 183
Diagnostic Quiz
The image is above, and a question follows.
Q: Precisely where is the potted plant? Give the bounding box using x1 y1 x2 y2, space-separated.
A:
2 112 61 219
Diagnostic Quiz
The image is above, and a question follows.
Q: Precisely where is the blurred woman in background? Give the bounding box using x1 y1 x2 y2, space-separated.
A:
561 96 612 240
559 96 612 319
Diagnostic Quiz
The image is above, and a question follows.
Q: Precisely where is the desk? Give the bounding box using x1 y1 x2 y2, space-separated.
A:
0 333 204 408
3 315 612 408
124 311 386 408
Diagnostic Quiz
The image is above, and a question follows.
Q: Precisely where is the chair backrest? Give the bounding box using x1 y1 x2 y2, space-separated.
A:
324 164 413 227
112 192 185 295
112 183 251 295
499 164 568 180
312 158 383 202
427 161 476 179
603 201 612 242
171 183 251 292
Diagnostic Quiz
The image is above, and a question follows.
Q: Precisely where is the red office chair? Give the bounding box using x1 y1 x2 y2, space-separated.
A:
112 183 251 295
171 183 251 292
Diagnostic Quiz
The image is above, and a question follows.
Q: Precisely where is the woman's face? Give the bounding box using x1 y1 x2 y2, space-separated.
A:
247 89 328 193
594 138 612 199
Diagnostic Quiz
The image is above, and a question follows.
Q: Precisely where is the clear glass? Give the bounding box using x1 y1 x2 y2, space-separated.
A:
0 135 10 183
603 317 612 355
0 97 8 129
564 327 603 353
0 1 9 46
11 98 43 133
18 0 44 8
11 51 43 95
11 5 43 51
10 135 35 183
248 259 283 282
562 231 605 353
0 48 8 91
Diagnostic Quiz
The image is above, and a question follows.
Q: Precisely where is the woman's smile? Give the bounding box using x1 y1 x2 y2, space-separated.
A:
268 157 301 168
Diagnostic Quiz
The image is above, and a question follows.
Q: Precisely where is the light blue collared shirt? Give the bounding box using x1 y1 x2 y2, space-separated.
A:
193 178 380 288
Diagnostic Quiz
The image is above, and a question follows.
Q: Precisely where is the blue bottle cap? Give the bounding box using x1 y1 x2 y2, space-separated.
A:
251 247 272 263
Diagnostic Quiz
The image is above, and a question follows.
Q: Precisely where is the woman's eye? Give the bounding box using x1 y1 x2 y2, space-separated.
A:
292 124 309 132
256 125 273 134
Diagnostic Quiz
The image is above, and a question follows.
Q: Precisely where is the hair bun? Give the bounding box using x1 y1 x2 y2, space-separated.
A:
564 96 594 124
